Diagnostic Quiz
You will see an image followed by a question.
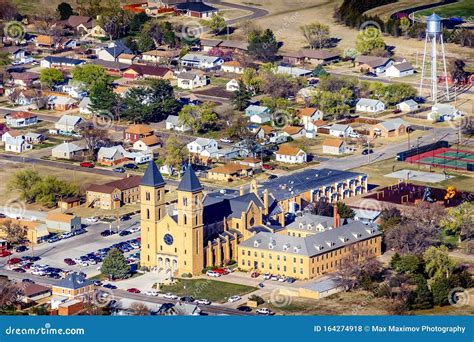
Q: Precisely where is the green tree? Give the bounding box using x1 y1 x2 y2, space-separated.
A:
72 64 110 91
101 248 130 280
122 87 153 123
137 31 155 53
300 22 330 49
57 2 74 20
129 12 150 33
248 294 265 305
200 12 226 35
7 169 42 203
312 64 328 77
411 275 433 310
89 81 117 116
440 202 474 241
311 89 351 119
178 103 217 134
423 246 457 280
39 68 64 89
164 135 186 171
241 68 261 95
382 83 417 105
392 255 422 274
337 202 355 219
29 176 78 207
248 28 279 62
431 277 451 306
355 27 385 54
231 80 251 110
399 17 411 37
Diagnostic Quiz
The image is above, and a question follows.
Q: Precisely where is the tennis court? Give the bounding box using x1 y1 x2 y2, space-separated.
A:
406 147 474 171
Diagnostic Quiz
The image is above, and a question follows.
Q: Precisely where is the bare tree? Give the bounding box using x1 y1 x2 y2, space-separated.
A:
385 220 441 254
0 278 20 309
0 219 27 244
129 302 150 316
82 127 111 159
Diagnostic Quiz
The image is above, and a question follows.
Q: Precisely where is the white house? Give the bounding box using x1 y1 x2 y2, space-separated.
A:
132 136 162 152
329 124 353 138
51 142 86 160
356 98 386 113
428 104 463 122
385 62 415 78
275 143 307 164
298 107 324 137
249 112 271 124
55 115 82 133
226 79 240 92
4 136 32 153
165 115 191 132
79 97 92 115
40 56 85 69
322 138 346 155
245 105 270 117
96 41 132 62
5 112 38 127
187 138 219 158
180 54 224 69
24 132 45 144
396 99 419 112
276 65 312 78
177 72 208 90
221 61 244 74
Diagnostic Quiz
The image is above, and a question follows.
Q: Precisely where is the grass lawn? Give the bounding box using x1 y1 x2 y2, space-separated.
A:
158 278 257 303
416 0 474 19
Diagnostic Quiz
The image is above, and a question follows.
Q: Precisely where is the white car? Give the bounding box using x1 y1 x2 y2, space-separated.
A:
206 270 220 277
256 308 273 315
145 290 158 296
278 276 287 282
196 299 211 305
73 257 83 263
31 269 46 276
219 138 233 143
163 293 178 300
78 260 89 267
348 132 361 138
228 295 241 303
128 226 140 233
270 275 279 281
60 232 74 239
86 217 99 224
264 273 271 280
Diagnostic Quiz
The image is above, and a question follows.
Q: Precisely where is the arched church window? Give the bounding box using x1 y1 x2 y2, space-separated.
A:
146 192 150 201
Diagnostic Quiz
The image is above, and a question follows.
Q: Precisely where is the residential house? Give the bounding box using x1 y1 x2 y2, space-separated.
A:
221 61 244 74
141 49 180 64
97 41 133 62
86 175 142 209
199 39 223 52
5 111 38 127
396 99 419 112
55 115 83 133
40 56 85 69
97 145 129 165
165 115 191 132
370 118 408 138
177 72 208 89
51 273 94 310
51 142 86 160
245 105 270 117
49 95 77 111
281 49 340 65
24 132 45 144
4 135 32 153
427 104 463 122
275 143 307 164
9 72 39 87
90 59 130 75
322 138 346 155
1 130 21 142
226 78 240 92
180 53 223 69
123 64 173 80
124 124 154 143
249 112 271 124
17 283 51 304
282 126 306 140
238 157 263 169
35 35 56 48
329 124 353 137
7 89 42 107
45 213 81 234
298 107 323 137
356 98 386 113
208 163 253 182
187 138 219 159
133 135 163 152
78 97 92 115
117 53 138 65
277 65 312 78
174 2 218 18
385 62 415 78
0 46 26 61
355 56 393 74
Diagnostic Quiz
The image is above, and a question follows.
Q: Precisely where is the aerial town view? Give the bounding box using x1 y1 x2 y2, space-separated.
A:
0 0 472 340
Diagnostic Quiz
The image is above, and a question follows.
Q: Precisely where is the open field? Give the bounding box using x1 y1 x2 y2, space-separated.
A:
364 0 432 21
158 278 257 303
416 0 474 19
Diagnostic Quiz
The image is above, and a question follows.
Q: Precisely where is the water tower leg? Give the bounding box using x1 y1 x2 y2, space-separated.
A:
440 35 450 101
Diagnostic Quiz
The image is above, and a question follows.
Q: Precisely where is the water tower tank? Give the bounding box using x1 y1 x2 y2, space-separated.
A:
426 13 442 34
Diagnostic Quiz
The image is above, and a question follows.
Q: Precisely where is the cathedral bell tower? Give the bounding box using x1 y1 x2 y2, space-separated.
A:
176 165 204 275
139 161 166 268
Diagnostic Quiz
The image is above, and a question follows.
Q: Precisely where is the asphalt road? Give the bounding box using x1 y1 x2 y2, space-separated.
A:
219 1 270 25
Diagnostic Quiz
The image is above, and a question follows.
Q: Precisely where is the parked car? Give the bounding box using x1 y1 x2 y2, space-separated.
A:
362 149 374 155
15 246 28 253
262 164 274 170
64 258 76 265
213 268 228 275
145 290 158 296
47 235 60 243
119 215 131 222
119 230 131 237
113 167 126 173
100 230 115 237
237 305 252 312
8 258 22 265
228 295 241 303
163 293 178 300
12 267 26 273
80 162 94 168
180 296 195 303
127 288 141 293
250 271 260 278
219 138 233 143
0 250 12 257
263 273 271 280
267 174 278 180
196 298 211 305
103 284 117 290
86 217 99 224
74 228 87 235
256 308 273 315
60 232 74 239
123 163 138 169
206 270 220 277
287 277 296 284
93 280 103 286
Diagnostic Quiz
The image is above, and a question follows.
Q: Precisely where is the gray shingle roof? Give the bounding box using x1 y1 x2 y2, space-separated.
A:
141 161 165 187
379 118 407 131
55 272 93 290
177 165 203 192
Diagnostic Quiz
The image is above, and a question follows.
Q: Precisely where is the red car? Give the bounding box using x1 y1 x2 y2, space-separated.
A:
251 272 260 278
127 288 141 293
80 162 95 168
7 257 21 265
262 164 274 170
64 258 76 265
213 268 228 275
0 250 12 257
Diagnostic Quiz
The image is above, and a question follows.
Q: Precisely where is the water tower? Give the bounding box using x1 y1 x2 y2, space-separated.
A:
419 13 450 103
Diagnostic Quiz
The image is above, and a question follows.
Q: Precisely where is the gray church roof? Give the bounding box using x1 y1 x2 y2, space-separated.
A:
141 161 165 187
177 165 203 192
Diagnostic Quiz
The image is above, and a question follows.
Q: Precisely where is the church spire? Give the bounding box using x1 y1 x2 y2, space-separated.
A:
177 165 203 192
141 161 165 187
